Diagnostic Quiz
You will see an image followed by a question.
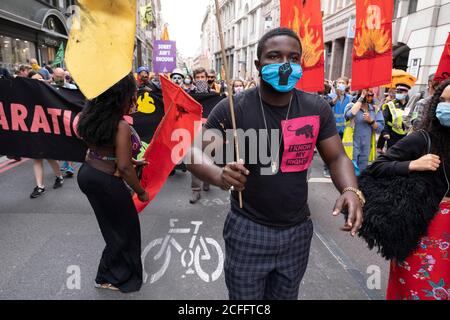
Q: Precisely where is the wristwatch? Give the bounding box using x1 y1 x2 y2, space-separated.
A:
342 187 366 206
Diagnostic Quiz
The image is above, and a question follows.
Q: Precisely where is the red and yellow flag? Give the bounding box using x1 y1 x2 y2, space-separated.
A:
351 0 393 90
280 0 324 92
434 33 450 82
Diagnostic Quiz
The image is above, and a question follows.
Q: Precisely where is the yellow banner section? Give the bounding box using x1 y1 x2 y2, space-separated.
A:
161 24 169 41
66 0 137 99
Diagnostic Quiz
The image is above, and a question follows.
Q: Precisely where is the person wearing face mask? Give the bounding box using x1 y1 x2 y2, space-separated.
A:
343 89 385 172
232 79 245 95
188 67 212 203
330 77 353 136
381 83 410 149
207 69 221 94
322 77 353 178
193 67 210 94
366 79 450 300
376 88 397 153
182 74 196 93
51 68 78 90
170 68 185 86
405 73 442 131
30 58 51 81
137 66 156 94
184 27 364 300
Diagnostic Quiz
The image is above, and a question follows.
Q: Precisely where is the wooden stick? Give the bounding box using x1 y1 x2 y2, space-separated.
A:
214 0 243 208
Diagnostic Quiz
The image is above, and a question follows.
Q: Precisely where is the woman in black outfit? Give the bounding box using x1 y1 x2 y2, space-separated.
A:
77 73 149 293
367 79 450 300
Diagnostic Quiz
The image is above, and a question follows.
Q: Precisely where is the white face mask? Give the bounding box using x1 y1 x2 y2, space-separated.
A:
234 86 244 93
184 79 192 85
395 93 407 101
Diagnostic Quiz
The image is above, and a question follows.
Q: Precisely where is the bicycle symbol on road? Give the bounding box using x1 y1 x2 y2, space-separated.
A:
142 219 224 284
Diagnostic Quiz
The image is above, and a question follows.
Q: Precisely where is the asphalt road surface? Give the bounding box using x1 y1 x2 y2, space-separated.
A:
0 154 389 300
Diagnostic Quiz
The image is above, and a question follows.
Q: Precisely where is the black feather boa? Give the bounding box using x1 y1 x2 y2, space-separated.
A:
346 171 441 262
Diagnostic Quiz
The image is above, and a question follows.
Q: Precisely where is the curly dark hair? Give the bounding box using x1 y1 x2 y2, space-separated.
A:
77 73 137 147
420 79 450 163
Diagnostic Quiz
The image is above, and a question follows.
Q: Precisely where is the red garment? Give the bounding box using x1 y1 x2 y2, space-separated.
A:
387 200 450 300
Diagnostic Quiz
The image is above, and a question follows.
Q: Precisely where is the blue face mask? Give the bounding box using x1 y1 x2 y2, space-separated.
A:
261 63 303 92
436 102 450 127
395 93 407 101
337 84 347 92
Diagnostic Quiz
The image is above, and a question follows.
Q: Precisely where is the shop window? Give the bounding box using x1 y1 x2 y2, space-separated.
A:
0 35 36 72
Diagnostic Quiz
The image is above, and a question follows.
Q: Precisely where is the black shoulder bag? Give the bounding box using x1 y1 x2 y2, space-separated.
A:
351 130 443 262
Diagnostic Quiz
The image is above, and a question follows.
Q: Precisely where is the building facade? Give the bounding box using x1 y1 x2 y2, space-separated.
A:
198 0 280 81
134 0 162 71
198 0 449 93
323 0 450 93
0 0 162 74
0 0 75 72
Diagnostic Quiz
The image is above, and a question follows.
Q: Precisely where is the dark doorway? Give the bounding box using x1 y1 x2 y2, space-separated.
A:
393 43 410 71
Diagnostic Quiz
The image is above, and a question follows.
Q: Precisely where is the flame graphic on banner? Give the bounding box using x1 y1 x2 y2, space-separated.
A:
354 0 391 59
354 20 390 58
289 6 323 68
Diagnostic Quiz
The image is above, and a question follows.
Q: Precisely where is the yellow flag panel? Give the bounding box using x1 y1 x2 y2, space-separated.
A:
66 0 137 99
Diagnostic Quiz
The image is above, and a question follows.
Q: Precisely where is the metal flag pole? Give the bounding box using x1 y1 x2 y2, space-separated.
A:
214 0 243 208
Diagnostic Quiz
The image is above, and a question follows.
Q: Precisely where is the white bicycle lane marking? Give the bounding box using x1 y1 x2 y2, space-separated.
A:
141 219 224 284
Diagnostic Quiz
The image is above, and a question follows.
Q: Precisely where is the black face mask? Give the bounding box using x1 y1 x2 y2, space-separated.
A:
207 79 214 85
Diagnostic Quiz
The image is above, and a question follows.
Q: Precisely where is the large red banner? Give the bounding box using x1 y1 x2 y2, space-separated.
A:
434 33 450 82
352 0 393 90
280 0 324 92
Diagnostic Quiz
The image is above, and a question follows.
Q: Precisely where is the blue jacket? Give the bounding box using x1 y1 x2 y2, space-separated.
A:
330 93 352 134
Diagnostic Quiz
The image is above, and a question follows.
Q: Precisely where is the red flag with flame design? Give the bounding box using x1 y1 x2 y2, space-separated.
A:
280 0 324 92
351 0 393 90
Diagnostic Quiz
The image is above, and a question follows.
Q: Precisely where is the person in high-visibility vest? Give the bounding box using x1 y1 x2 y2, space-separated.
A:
330 77 353 138
343 89 385 172
323 77 353 177
376 88 396 153
381 83 410 149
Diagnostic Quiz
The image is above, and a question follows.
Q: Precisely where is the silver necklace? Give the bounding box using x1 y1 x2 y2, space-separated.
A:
258 88 293 174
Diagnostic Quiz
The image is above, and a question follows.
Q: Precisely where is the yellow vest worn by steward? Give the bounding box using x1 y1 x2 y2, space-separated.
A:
385 101 406 135
342 119 377 163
